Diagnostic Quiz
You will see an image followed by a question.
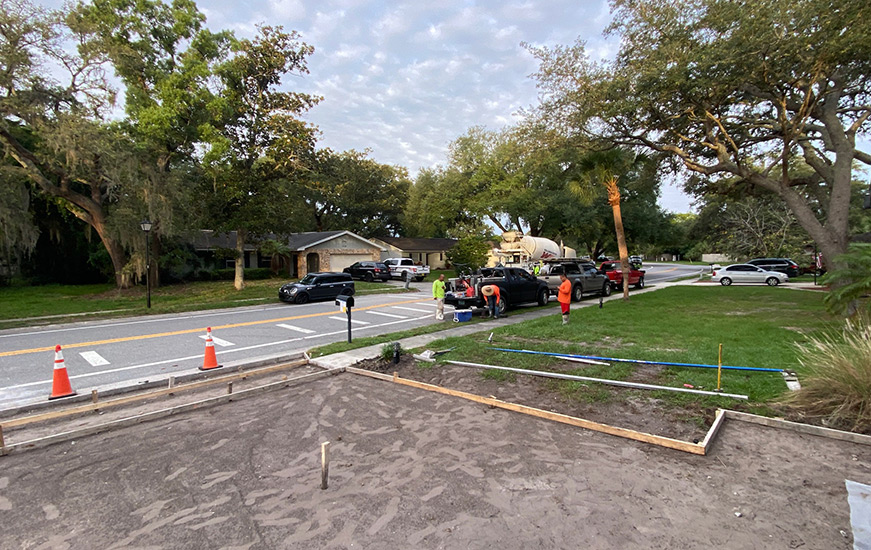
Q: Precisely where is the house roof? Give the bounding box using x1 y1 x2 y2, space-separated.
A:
194 230 385 252
286 231 385 251
376 237 458 252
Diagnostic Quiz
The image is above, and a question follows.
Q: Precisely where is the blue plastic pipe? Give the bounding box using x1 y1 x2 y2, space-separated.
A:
489 347 783 373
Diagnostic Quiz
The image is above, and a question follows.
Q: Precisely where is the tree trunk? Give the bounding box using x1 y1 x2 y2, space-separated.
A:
0 128 132 287
234 229 246 291
606 177 630 301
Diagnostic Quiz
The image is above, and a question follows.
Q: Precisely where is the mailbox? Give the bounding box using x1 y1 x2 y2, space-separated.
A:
335 294 355 308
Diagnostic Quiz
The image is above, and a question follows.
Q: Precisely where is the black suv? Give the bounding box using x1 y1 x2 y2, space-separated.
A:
747 258 800 278
279 272 355 304
343 261 391 282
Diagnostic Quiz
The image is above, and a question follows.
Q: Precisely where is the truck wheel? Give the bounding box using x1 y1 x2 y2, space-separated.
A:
572 284 584 302
537 288 549 306
602 282 612 297
498 297 507 316
415 276 425 282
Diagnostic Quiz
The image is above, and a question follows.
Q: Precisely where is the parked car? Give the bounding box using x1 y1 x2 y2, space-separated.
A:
445 266 549 316
747 258 800 278
629 255 643 266
382 258 431 281
711 264 788 286
279 272 355 304
538 260 611 301
343 261 391 282
599 261 646 289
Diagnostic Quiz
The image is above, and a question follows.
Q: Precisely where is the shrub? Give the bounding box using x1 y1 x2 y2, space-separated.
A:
781 316 871 433
381 342 401 362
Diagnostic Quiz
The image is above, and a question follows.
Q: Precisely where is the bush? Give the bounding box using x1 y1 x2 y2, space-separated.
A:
380 342 401 362
781 316 871 433
208 267 276 281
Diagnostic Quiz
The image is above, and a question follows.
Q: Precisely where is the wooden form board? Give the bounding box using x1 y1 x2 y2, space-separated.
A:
0 369 337 456
724 410 871 447
2 360 308 430
345 367 711 455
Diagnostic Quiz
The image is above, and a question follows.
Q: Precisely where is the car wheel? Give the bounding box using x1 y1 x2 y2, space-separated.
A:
294 293 310 304
340 287 354 296
766 277 779 286
537 288 549 306
415 276 425 282
364 272 374 282
602 282 612 297
635 277 645 289
720 277 732 286
572 284 583 302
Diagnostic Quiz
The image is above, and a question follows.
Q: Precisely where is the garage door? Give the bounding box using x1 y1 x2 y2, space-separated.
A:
329 254 373 272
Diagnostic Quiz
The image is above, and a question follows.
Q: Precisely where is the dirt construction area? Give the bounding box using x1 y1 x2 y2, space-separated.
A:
1 366 869 549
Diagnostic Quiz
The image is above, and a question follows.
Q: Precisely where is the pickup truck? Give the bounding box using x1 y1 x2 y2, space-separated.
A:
445 266 550 315
383 258 430 282
599 261 646 289
538 261 612 301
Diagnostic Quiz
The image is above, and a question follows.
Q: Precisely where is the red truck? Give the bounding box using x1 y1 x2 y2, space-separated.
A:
599 261 646 290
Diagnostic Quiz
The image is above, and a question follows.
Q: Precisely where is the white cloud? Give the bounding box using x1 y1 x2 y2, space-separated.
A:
60 0 693 212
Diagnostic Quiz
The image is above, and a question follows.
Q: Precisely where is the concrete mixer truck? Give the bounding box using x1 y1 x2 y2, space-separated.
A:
492 232 576 268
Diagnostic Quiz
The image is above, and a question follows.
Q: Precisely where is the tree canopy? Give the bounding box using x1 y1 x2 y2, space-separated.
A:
529 0 871 269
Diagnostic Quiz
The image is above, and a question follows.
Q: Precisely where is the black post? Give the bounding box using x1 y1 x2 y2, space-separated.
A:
346 306 352 343
145 233 151 308
813 243 818 286
140 219 152 309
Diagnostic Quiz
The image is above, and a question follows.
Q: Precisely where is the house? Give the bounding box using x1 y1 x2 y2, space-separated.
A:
371 237 458 269
194 230 385 278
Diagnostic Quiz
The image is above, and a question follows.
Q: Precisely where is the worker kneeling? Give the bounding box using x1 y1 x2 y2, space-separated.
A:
558 273 571 325
482 284 500 319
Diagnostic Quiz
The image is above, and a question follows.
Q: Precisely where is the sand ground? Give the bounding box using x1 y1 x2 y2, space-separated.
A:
0 372 868 549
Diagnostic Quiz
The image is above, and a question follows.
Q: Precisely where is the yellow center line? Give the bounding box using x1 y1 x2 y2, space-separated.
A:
0 297 430 358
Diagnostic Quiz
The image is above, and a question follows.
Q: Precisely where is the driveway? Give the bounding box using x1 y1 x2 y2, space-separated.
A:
0 372 866 549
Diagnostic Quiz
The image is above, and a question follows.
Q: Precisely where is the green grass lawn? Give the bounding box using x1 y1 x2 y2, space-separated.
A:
375 285 836 418
0 277 415 328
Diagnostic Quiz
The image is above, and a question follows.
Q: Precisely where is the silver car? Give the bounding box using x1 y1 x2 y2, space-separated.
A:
711 264 789 286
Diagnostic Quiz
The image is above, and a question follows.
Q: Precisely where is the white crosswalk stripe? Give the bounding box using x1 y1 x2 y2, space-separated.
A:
392 306 432 313
416 301 455 309
276 323 316 334
329 316 370 325
364 311 407 319
199 334 235 347
79 351 110 367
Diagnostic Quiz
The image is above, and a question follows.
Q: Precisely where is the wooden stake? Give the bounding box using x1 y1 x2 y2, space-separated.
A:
321 441 330 489
227 382 233 395
169 376 175 389
0 424 4 449
91 389 98 404
717 343 723 392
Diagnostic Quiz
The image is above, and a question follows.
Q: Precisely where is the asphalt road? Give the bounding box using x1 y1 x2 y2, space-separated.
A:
0 262 702 410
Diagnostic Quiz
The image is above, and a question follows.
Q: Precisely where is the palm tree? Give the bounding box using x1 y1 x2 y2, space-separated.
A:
570 148 645 300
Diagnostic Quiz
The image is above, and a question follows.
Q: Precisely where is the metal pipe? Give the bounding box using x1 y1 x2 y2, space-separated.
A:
489 347 783 373
445 360 748 399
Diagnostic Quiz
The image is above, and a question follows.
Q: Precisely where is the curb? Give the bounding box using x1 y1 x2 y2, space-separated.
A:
0 351 306 419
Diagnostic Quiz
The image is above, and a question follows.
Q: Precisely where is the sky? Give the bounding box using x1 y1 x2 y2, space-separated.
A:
195 0 696 213
47 0 696 213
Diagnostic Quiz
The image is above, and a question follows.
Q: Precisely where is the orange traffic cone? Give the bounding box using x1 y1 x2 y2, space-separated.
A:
49 345 77 400
199 327 222 371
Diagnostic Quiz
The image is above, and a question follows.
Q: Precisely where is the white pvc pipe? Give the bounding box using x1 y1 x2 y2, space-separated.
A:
444 360 748 400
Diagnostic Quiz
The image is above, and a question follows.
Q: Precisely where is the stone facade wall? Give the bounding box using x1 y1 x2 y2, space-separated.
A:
295 247 381 277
